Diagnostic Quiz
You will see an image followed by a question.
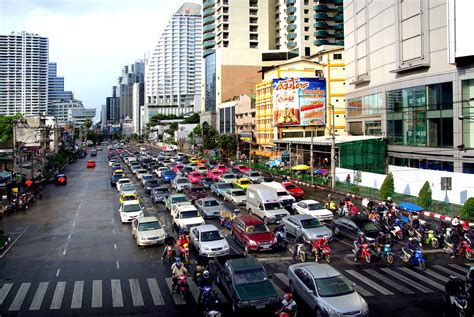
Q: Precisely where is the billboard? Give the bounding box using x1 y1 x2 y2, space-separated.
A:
273 78 326 126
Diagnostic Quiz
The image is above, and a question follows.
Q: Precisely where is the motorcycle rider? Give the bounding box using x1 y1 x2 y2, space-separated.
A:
277 293 297 317
375 232 388 258
292 234 307 260
197 270 213 306
354 233 367 262
403 238 417 262
171 261 188 293
311 237 329 259
450 218 462 258
416 222 427 246
161 239 178 263
385 197 394 210
411 215 421 230
445 275 465 306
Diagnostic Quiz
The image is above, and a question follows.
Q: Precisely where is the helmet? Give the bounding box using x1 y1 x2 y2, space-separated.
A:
378 231 385 236
452 218 460 226
359 232 365 237
176 261 183 268
408 238 414 242
203 270 210 278
387 197 392 201
470 266 474 272
183 243 189 249
323 236 328 242
284 293 293 301
175 257 181 262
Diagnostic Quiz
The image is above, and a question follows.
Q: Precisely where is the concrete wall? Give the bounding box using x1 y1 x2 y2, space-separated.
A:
337 166 474 205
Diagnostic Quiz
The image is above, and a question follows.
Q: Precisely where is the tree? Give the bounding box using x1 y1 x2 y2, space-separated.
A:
83 119 92 130
53 147 73 169
184 113 200 124
417 181 432 208
461 197 474 220
353 170 362 194
189 124 218 150
379 172 394 200
0 114 22 143
165 122 178 136
218 134 237 158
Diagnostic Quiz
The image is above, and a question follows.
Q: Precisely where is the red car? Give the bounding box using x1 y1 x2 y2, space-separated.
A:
172 164 184 174
231 215 276 253
187 171 203 183
215 164 227 173
235 164 251 173
282 181 304 199
184 185 207 201
86 160 96 168
207 169 223 181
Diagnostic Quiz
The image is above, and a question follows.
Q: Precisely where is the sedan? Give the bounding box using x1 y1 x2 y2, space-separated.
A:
161 170 177 182
119 183 137 196
144 179 162 194
136 169 149 180
54 174 67 185
154 167 168 178
141 174 155 186
165 194 189 211
132 216 166 247
195 166 208 174
187 171 203 183
235 164 251 173
116 178 131 191
233 178 253 190
199 177 214 189
119 193 140 204
172 177 192 192
215 164 227 173
184 186 207 201
119 201 144 223
194 197 222 218
223 188 247 205
282 182 305 199
210 182 233 197
331 216 382 242
86 160 96 168
292 200 334 222
288 263 369 316
151 186 171 204
207 169 223 181
281 215 333 242
189 224 230 257
217 173 238 184
110 173 125 186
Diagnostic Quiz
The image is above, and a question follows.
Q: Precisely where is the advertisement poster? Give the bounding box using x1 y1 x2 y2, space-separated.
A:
273 78 326 126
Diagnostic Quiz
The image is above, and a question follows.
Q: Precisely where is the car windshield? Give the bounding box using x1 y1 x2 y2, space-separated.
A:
123 204 141 213
163 171 176 176
201 230 224 242
204 200 219 207
138 221 161 231
154 188 170 194
112 174 123 180
147 180 159 185
172 196 187 203
223 174 234 179
201 177 213 182
315 276 354 297
119 179 130 184
245 224 268 234
177 179 189 184
143 175 154 180
239 180 251 185
121 184 136 191
264 202 282 210
249 172 260 177
212 171 221 175
191 188 205 193
234 268 268 285
276 191 288 197
232 190 246 196
181 210 199 218
122 195 137 201
359 221 380 232
218 184 231 189
285 184 297 190
308 203 324 210
300 218 323 228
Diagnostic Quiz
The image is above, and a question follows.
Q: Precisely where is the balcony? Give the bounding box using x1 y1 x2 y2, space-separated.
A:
287 7 296 14
287 41 297 48
335 15 343 22
335 40 344 46
203 24 215 33
203 40 216 48
335 23 343 31
314 39 329 46
203 7 215 18
203 16 215 25
314 22 329 29
335 32 344 39
203 32 215 41
286 0 296 4
336 6 343 13
314 13 329 21
334 0 343 4
203 48 215 58
315 30 330 37
203 0 214 10
287 32 297 40
287 16 297 23
287 24 296 32
314 4 328 11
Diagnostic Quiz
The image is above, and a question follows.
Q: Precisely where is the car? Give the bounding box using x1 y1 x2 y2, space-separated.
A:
119 183 137 196
112 168 124 175
189 224 230 257
136 169 148 180
215 164 227 173
171 203 205 231
141 174 155 186
199 177 214 189
223 188 247 205
161 170 177 182
90 149 97 157
244 170 264 183
86 160 96 168
207 169 223 181
231 214 276 253
119 193 140 204
235 164 251 173
108 158 118 167
154 166 168 178
195 166 208 174
144 179 162 194
217 173 238 184
172 164 184 174
227 167 243 178
171 177 192 192
194 197 222 218
187 171 203 183
287 263 369 316
181 166 194 177
233 178 253 189
116 178 131 191
130 164 141 174
165 193 189 211
254 176 274 184
281 214 333 242
184 185 207 201
131 216 167 247
210 182 233 197
0 230 11 251
110 173 125 186
292 199 334 222
189 157 199 163
54 174 67 185
331 216 382 242
151 186 171 204
282 181 305 199
119 200 144 223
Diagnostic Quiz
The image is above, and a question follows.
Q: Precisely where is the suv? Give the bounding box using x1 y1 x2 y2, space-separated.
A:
171 203 205 231
184 186 207 202
231 215 276 254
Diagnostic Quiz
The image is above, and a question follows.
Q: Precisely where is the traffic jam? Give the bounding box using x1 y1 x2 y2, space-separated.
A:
105 142 474 317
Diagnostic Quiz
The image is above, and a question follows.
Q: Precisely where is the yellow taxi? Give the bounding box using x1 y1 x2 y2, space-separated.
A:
189 157 199 163
113 169 125 175
119 193 140 204
232 178 253 190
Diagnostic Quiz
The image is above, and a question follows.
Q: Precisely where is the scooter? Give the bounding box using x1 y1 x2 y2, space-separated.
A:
352 242 373 263
378 244 394 265
400 248 426 271
415 229 439 248
445 239 474 260
275 230 289 251
314 245 332 263
175 274 190 298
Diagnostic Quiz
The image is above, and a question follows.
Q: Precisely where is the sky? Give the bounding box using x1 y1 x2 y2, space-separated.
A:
0 0 200 122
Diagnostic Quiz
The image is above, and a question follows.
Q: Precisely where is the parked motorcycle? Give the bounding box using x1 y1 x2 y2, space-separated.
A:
400 248 426 271
352 242 373 263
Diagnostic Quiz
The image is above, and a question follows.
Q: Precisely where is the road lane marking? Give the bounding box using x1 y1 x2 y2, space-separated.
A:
63 249 67 256
29 282 49 310
165 277 186 305
68 233 72 240
380 268 433 293
187 278 200 302
147 278 165 305
362 269 414 294
129 279 144 307
113 229 116 234
111 279 124 307
0 283 13 305
56 269 60 277
92 280 102 308
397 267 445 291
50 281 66 309
0 226 28 258
116 261 120 269
72 222 75 227
114 243 117 250
333 237 354 247
71 281 84 308
9 282 31 311
449 264 470 274
345 270 394 295
256 256 294 262
433 265 465 280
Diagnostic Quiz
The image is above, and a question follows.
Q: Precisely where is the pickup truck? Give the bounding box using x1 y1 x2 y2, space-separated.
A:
210 254 279 313
170 203 205 231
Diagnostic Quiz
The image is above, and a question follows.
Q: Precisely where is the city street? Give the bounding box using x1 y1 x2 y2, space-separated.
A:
0 150 470 316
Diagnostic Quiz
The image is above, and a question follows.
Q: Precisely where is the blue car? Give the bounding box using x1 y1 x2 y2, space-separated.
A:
161 170 177 182
210 182 234 197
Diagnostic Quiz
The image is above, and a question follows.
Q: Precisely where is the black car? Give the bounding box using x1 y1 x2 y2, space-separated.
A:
228 168 243 178
199 177 214 189
151 186 171 204
110 173 125 186
331 216 382 242
145 180 163 194
54 174 68 185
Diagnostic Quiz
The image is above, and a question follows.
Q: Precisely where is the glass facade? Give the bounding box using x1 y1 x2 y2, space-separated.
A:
389 157 454 172
219 106 235 134
347 93 383 117
461 80 474 149
204 52 216 112
386 82 453 147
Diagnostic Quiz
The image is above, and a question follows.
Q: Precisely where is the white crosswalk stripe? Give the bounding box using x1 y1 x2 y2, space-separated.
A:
71 281 84 309
92 280 102 308
50 281 66 309
345 270 394 295
345 278 374 297
397 267 445 291
29 282 49 310
362 269 414 294
0 283 13 305
111 279 124 308
424 269 449 283
129 279 144 307
187 278 200 303
9 282 30 311
380 268 433 294
147 278 165 306
449 263 470 274
433 265 465 280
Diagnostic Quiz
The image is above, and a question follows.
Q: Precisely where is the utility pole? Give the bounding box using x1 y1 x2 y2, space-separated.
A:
53 120 59 154
248 132 252 168
330 103 336 190
310 130 314 184
12 119 17 177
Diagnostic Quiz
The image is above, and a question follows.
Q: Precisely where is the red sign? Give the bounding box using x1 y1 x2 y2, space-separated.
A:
25 180 33 187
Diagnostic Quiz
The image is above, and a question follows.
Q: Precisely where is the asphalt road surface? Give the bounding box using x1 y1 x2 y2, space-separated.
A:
0 148 470 316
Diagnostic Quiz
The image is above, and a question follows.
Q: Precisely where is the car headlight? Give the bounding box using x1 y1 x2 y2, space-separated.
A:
248 240 257 246
361 299 369 313
203 247 211 251
223 244 229 249
326 307 342 317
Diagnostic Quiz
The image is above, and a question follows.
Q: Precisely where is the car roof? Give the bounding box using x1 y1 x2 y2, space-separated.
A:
290 263 340 279
300 199 319 204
286 214 317 221
137 216 160 223
179 205 198 211
199 197 218 202
228 256 261 271
238 214 264 225
236 178 251 181
169 193 187 198
191 224 219 232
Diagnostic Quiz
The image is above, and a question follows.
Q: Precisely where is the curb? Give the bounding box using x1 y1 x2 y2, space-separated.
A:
419 210 474 227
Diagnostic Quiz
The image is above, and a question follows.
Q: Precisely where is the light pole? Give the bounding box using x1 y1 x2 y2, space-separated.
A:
330 103 336 190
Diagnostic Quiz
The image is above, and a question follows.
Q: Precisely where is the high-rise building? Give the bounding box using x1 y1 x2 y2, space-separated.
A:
144 2 202 120
48 62 73 104
48 99 84 123
106 86 120 122
0 32 49 116
119 61 144 120
132 82 144 135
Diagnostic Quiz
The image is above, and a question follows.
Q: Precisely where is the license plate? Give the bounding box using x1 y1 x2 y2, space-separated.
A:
256 305 265 309
261 245 270 249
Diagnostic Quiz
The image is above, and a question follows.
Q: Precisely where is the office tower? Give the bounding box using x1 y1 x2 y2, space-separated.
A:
48 62 73 103
119 61 144 120
106 86 120 122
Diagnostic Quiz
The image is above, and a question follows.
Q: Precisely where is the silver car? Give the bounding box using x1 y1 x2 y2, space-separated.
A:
172 177 191 192
195 197 222 218
281 214 333 242
131 216 166 247
189 224 230 257
288 263 369 316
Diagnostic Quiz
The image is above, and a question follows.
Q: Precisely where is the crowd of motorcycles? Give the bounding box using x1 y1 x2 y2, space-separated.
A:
4 190 39 215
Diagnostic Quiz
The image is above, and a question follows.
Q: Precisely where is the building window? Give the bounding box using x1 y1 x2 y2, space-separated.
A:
304 47 310 56
304 27 309 31
304 9 309 14
347 93 383 118
304 36 309 41
304 18 309 23
461 79 474 149
333 53 342 60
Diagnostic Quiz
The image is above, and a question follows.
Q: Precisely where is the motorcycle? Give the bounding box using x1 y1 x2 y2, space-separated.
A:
175 274 190 298
275 308 296 317
415 229 439 248
291 243 312 263
378 244 394 265
383 219 404 241
179 245 190 264
352 242 372 263
444 239 474 260
163 245 176 264
275 230 289 251
314 245 332 263
400 248 426 271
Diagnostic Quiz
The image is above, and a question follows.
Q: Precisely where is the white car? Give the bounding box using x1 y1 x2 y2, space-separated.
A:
292 199 334 222
136 169 148 180
155 167 168 178
119 200 144 223
119 183 137 196
172 177 192 192
116 178 131 191
189 224 230 257
244 170 264 182
195 166 208 174
223 188 247 205
131 216 166 247
141 174 155 186
171 203 205 231
218 173 238 184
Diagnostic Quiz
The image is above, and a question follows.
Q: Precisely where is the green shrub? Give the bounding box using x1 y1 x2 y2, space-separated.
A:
417 181 432 208
461 197 474 219
379 172 394 200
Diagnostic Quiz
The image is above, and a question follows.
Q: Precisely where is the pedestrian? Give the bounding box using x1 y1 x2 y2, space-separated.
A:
346 174 351 184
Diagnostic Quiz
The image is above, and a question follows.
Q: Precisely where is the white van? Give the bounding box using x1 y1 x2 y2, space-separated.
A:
262 182 296 209
245 184 290 224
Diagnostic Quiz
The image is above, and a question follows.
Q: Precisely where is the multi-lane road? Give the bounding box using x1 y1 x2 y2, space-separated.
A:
0 149 470 316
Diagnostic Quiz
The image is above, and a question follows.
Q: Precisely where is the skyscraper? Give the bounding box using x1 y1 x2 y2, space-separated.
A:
0 31 49 115
48 62 73 103
145 3 202 116
106 86 120 122
119 61 144 120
